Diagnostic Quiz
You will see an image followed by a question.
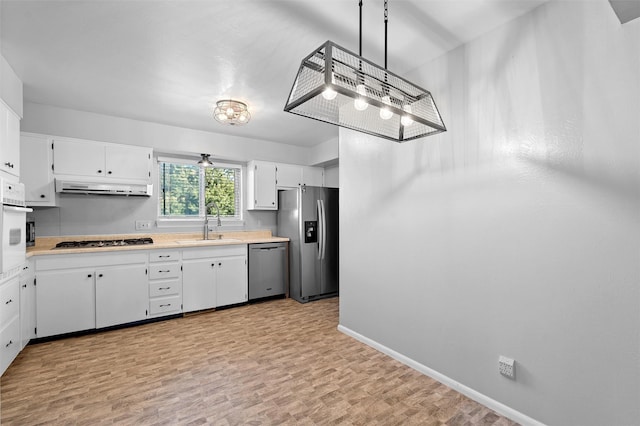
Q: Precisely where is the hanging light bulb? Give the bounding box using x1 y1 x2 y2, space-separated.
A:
321 73 338 100
401 104 414 126
379 95 393 120
354 84 369 111
322 87 338 100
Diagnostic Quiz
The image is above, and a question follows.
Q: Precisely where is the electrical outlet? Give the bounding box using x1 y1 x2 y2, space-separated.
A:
135 220 153 230
499 356 515 379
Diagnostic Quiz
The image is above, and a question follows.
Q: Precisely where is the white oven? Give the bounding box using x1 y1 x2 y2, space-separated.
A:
0 178 32 277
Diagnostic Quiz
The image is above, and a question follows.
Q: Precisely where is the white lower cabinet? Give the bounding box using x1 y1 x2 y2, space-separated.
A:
35 252 148 338
148 250 182 317
20 261 35 349
182 258 216 312
95 264 148 328
36 269 97 337
0 276 21 375
182 245 248 313
216 255 248 307
30 245 249 339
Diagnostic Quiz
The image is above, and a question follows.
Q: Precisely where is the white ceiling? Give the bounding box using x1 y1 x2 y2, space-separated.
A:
0 0 549 148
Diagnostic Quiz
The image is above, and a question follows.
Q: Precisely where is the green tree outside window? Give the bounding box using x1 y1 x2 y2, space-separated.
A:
159 160 241 220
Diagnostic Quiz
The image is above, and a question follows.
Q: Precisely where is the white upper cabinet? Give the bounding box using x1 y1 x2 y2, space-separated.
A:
248 160 325 209
275 162 324 189
53 136 152 183
247 160 277 210
276 163 302 188
53 138 104 177
0 101 21 179
104 144 153 181
20 133 56 206
301 166 324 187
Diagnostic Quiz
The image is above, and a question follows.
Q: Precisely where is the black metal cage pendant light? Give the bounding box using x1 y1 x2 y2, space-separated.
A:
284 0 446 142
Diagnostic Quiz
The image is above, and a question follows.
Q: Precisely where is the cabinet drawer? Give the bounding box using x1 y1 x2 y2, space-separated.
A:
149 296 182 315
0 278 20 326
149 263 181 280
149 280 181 298
0 317 20 375
149 251 180 262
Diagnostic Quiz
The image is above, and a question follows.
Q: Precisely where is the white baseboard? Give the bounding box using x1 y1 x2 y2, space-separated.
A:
337 324 546 426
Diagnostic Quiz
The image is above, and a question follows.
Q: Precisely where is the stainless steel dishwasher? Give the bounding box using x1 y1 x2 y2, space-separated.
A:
248 242 288 301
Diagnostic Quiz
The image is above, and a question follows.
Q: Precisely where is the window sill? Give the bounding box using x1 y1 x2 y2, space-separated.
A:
156 218 245 229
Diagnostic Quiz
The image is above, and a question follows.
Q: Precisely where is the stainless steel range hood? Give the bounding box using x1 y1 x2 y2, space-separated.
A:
55 179 153 196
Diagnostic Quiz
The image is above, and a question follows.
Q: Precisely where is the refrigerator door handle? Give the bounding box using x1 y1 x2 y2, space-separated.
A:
317 199 323 260
320 199 327 260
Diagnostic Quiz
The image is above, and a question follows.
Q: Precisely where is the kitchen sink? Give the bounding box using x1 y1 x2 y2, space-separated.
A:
175 238 242 245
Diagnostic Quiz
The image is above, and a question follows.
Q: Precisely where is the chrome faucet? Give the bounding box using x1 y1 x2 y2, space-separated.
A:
204 200 222 240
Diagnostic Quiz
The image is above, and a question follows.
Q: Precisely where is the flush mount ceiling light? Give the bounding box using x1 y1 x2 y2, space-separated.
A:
284 0 446 142
197 153 213 167
213 100 251 126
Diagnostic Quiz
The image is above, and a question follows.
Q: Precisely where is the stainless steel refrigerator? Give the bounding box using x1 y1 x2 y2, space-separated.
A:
277 186 338 303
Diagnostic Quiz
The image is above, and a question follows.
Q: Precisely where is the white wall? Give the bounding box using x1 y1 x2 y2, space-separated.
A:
21 103 313 236
308 136 339 166
22 103 309 164
0 54 22 117
339 1 639 425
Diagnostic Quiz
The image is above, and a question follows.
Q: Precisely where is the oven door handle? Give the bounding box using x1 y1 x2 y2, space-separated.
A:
3 206 33 213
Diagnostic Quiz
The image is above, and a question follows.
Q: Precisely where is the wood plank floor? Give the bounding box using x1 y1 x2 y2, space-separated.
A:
1 298 518 425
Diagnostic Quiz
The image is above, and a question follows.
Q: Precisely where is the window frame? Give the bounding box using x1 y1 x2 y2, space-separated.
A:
156 156 244 228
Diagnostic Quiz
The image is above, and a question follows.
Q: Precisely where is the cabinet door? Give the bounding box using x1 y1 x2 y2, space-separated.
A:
0 104 20 177
216 255 248 307
21 134 55 205
252 162 277 209
36 269 96 337
0 277 19 329
20 264 35 349
53 138 105 177
182 259 216 312
276 163 302 188
105 144 152 181
95 264 148 328
302 166 324 187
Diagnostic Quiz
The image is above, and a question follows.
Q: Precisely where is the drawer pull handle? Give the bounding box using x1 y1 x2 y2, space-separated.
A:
159 304 171 307
5 340 12 348
5 299 12 305
159 255 170 258
158 270 170 273
158 287 171 290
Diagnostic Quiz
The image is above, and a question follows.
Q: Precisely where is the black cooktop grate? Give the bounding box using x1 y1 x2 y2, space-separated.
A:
54 237 154 249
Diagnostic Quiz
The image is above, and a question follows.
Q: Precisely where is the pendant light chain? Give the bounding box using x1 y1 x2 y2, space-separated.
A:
359 0 363 57
384 0 388 69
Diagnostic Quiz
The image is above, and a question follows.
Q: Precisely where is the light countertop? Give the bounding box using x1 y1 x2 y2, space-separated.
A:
27 230 289 256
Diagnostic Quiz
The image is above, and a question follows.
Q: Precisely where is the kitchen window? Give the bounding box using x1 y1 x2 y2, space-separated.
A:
157 157 243 224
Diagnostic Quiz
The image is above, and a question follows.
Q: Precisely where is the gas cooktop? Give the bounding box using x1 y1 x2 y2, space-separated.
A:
54 237 154 249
